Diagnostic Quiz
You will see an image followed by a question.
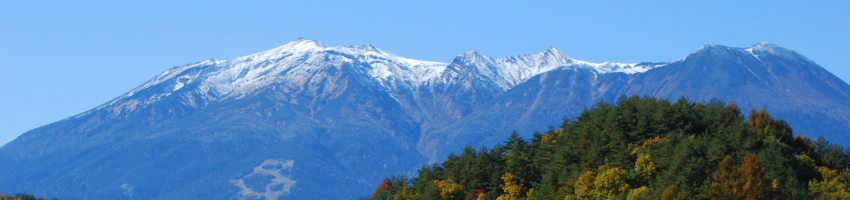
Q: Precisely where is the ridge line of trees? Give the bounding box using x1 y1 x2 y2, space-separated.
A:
365 95 850 200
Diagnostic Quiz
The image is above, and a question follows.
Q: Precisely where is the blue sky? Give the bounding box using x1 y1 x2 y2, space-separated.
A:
1 1 849 145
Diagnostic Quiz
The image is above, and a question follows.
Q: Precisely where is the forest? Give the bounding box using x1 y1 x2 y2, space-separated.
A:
365 96 850 200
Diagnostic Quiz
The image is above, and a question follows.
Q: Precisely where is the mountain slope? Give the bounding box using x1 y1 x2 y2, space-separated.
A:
1 39 440 199
429 43 850 159
1 39 849 199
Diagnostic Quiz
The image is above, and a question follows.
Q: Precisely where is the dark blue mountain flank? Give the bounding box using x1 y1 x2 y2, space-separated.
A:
2 40 848 199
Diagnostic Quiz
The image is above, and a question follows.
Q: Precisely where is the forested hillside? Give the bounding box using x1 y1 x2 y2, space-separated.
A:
367 96 850 199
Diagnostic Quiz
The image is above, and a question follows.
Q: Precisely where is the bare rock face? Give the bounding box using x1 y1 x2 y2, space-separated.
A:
2 40 848 199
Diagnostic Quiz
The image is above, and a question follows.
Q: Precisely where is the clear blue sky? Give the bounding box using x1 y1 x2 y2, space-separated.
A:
2 1 849 146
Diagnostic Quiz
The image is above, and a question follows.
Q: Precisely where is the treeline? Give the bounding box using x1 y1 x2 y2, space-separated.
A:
366 96 850 199
0 193 58 200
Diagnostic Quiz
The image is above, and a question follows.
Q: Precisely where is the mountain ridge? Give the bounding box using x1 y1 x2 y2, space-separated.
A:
82 38 683 121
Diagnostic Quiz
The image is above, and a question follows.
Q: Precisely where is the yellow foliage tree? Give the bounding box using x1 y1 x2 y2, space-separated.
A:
497 172 524 200
565 170 596 200
388 186 420 200
630 136 667 180
809 166 850 199
626 186 649 200
476 191 487 200
565 165 630 200
593 165 630 199
434 179 465 200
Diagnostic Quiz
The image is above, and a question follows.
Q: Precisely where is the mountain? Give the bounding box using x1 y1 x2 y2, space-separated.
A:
433 43 850 158
2 39 849 199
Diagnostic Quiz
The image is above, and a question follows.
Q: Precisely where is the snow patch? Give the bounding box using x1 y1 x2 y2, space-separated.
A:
230 159 296 200
574 61 664 74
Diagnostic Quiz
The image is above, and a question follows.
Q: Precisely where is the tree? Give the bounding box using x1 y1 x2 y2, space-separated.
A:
809 167 850 199
434 179 466 200
496 172 523 200
565 170 595 200
659 184 686 200
626 186 650 200
564 165 630 200
710 155 744 199
592 165 630 199
709 153 773 200
739 153 772 199
371 178 393 199
630 136 666 180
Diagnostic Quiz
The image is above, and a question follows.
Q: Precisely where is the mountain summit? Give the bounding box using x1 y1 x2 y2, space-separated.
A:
2 39 849 199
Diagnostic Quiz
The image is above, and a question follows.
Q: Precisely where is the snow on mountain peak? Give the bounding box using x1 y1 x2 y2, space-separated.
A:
458 51 483 61
444 48 574 89
518 47 661 75
106 39 452 110
443 46 667 90
750 42 779 49
100 40 675 115
695 42 789 57
740 42 800 62
282 38 327 52
694 43 731 53
543 47 565 56
205 39 451 98
334 44 449 89
747 42 793 56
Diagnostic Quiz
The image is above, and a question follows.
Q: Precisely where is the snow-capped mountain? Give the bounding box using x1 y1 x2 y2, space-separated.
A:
2 39 849 199
436 47 665 90
96 38 665 120
97 39 446 115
